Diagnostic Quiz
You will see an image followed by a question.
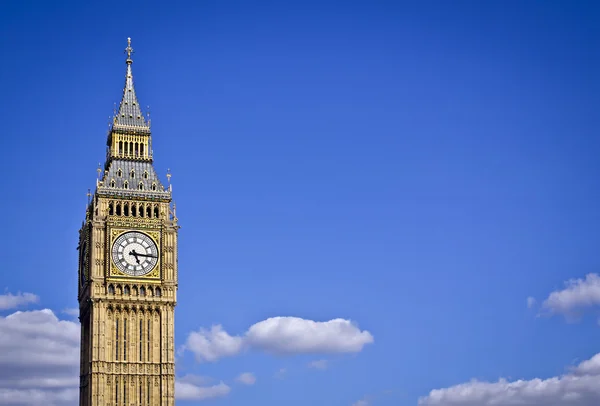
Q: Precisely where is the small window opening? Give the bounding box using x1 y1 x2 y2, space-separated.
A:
124 181 128 189
117 168 122 177
132 204 137 217
138 182 144 190
146 206 151 217
124 286 130 295
108 284 115 294
155 287 162 297
140 286 146 296
110 179 115 187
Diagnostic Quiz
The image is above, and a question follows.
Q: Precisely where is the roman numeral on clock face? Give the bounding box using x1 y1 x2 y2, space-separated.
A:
111 231 159 276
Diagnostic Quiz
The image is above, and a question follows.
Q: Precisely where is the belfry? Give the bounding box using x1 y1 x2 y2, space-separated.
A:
77 38 178 406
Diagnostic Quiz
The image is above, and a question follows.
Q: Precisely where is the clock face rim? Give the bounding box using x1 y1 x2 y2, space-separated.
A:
111 231 159 276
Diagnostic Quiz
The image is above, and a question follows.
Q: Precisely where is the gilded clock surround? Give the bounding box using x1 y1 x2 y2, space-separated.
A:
77 38 178 406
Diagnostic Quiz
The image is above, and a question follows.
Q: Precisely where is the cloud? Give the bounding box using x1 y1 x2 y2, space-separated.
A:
542 273 600 317
0 308 80 406
274 368 287 380
417 351 600 406
0 292 39 310
235 372 256 385
308 359 328 370
352 399 369 406
183 317 373 363
527 296 536 309
0 305 230 405
176 374 214 386
175 380 230 401
246 317 373 354
184 325 244 362
61 308 79 317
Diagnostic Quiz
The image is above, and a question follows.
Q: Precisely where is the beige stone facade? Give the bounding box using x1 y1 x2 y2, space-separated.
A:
78 38 178 406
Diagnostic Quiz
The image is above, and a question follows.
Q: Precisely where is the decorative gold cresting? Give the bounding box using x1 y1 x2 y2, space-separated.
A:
125 37 134 64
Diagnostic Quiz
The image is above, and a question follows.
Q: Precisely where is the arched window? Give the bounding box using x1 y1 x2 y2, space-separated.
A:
132 286 138 296
130 170 135 179
132 204 137 217
140 286 146 296
155 287 162 297
151 182 157 191
148 287 153 297
115 316 120 361
123 316 128 361
154 206 159 218
141 144 144 156
124 286 130 295
124 203 129 216
108 284 115 294
108 202 114 215
124 181 129 189
110 179 115 187
118 141 123 155
116 203 121 216
138 182 144 190
139 317 143 361
117 168 122 177
143 171 149 179
146 206 151 217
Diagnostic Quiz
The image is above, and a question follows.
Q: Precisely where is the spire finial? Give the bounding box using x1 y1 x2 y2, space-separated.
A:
125 37 134 64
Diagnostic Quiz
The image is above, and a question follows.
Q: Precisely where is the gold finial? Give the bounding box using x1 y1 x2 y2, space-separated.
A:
125 37 134 64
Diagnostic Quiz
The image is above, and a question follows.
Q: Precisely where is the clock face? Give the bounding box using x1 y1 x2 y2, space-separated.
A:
112 231 159 276
79 241 89 286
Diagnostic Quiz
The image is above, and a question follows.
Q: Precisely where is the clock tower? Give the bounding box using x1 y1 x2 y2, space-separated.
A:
77 38 178 406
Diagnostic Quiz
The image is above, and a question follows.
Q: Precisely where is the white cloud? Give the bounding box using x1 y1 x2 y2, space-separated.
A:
235 372 256 385
0 305 231 405
418 351 600 406
175 380 230 401
176 374 213 386
542 273 600 317
184 325 244 362
246 317 373 354
527 296 536 309
0 308 80 406
183 316 373 363
352 399 369 406
308 359 328 370
0 292 39 310
61 308 79 317
274 368 287 379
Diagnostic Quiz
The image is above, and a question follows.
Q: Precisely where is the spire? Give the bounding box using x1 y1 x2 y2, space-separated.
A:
113 37 149 131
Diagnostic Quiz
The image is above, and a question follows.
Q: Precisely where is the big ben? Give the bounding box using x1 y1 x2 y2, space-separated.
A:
77 38 178 406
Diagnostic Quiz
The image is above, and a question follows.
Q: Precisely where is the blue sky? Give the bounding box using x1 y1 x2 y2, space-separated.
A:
1 1 600 405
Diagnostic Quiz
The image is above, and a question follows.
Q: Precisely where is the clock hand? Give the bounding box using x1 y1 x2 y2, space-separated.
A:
129 250 141 264
135 253 158 259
